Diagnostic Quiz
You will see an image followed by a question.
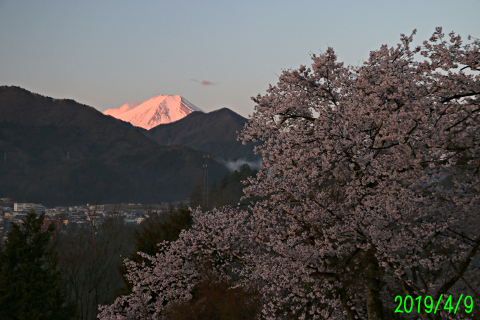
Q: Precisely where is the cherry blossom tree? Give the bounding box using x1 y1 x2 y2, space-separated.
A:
99 28 480 320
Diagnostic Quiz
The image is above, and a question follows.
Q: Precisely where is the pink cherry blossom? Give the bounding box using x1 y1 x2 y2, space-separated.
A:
99 28 480 320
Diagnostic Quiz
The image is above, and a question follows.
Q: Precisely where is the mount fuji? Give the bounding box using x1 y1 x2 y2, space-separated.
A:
104 95 204 130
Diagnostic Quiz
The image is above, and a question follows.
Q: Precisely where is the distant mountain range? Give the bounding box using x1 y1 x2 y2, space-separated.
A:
104 95 203 129
0 86 258 205
103 93 259 161
146 108 258 161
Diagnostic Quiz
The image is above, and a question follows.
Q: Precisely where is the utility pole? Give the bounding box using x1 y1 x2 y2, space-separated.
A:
203 154 209 208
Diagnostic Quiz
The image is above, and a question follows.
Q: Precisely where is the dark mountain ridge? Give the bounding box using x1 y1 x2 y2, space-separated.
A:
146 107 259 161
0 86 227 205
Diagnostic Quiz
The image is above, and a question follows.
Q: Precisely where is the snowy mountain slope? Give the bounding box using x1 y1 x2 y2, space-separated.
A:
104 95 203 130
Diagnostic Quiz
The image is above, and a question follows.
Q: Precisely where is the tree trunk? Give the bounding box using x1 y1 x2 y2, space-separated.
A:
366 251 383 320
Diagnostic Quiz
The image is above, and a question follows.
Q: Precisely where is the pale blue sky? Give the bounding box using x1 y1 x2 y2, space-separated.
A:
1 0 479 117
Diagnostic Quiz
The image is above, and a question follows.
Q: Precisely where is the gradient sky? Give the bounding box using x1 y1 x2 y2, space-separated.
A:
1 0 479 118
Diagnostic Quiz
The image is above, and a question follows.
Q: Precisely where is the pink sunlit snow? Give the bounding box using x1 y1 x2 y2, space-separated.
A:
104 101 138 117
104 95 203 130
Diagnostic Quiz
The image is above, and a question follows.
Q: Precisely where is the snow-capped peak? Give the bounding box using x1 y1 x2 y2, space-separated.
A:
104 95 203 130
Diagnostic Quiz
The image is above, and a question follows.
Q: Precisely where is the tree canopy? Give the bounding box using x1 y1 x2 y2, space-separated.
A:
0 211 75 319
99 28 480 320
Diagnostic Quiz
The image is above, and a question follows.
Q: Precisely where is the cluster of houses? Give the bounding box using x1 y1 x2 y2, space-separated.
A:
0 200 153 238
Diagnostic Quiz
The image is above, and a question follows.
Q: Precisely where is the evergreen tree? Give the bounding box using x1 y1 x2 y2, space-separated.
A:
134 205 192 257
0 211 76 320
209 163 259 208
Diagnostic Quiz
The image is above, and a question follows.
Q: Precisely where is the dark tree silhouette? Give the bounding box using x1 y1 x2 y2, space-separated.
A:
0 211 76 319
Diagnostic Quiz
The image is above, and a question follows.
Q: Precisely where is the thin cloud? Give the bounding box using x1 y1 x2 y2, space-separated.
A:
190 79 218 86
217 158 263 172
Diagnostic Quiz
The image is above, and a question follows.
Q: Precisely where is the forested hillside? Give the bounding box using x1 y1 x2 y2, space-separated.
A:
0 86 228 205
